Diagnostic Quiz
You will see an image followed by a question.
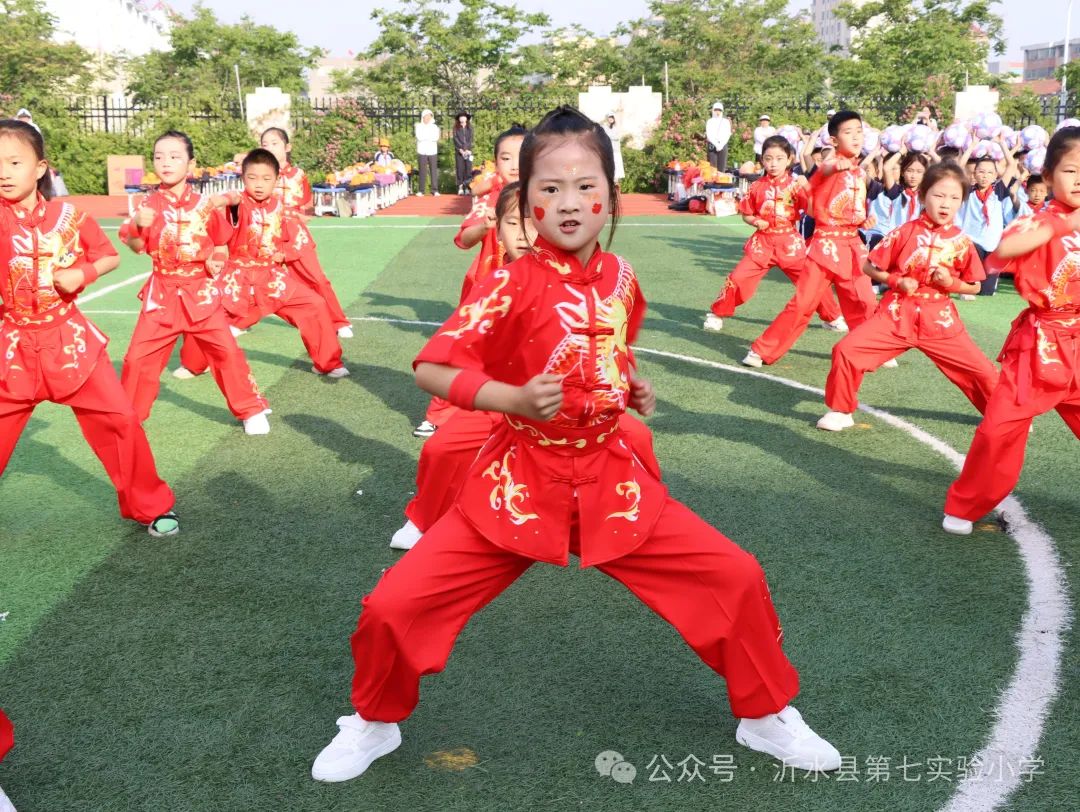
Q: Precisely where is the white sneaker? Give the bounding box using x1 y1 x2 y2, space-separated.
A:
412 420 437 438
243 411 271 436
415 192 424 197
822 316 849 332
0 784 16 812
741 350 763 368
313 365 351 378
880 358 899 369
311 713 402 783
337 325 355 339
433 191 441 197
942 514 974 535
229 325 248 338
816 410 855 431
736 705 841 772
172 366 196 380
703 313 724 332
958 293 976 301
390 519 423 550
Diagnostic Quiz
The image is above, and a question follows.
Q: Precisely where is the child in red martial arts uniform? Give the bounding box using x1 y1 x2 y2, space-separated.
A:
704 134 845 333
413 125 528 438
312 106 842 782
744 110 878 368
259 127 352 338
178 150 348 379
390 182 662 550
816 161 999 431
943 127 1080 535
0 709 15 811
0 120 179 537
119 130 271 434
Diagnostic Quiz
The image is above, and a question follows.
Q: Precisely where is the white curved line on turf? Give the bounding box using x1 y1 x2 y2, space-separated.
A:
631 346 1068 812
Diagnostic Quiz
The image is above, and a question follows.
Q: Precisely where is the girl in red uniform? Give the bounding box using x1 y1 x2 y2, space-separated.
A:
413 125 528 438
0 120 178 536
817 162 999 431
704 135 844 333
390 182 661 550
313 107 841 782
259 127 352 337
943 128 1080 534
119 131 271 434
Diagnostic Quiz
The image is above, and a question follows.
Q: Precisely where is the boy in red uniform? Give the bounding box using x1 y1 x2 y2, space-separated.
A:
744 111 878 368
817 161 999 431
313 107 842 783
178 150 348 379
414 125 528 438
260 127 352 338
119 130 271 434
943 128 1080 534
704 134 844 333
0 120 178 536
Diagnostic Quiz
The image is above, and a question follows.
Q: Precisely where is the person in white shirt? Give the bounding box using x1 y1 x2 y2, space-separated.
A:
706 101 732 172
753 114 776 162
414 109 441 196
603 112 625 187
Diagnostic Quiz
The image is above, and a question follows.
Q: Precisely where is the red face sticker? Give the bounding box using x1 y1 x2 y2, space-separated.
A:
591 202 602 215
533 206 546 221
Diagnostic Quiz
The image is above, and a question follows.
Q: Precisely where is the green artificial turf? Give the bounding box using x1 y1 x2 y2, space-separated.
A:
0 215 1075 812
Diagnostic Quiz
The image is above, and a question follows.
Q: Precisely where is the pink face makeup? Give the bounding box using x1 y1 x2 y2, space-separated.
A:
592 202 602 214
533 206 546 221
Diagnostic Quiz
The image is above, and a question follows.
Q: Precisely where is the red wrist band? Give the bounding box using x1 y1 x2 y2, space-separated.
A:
76 262 99 293
448 369 493 410
886 272 903 290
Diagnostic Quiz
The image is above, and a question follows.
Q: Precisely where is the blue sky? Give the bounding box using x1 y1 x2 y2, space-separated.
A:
167 0 1054 64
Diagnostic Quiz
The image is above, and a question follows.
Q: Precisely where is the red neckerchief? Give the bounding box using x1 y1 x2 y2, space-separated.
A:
974 184 994 224
902 187 918 221
532 235 604 285
1045 199 1075 217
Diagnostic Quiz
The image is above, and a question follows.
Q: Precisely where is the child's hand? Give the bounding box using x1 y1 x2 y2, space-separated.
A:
485 207 497 230
210 191 241 208
896 277 918 295
271 251 285 264
864 215 877 229
754 218 770 230
206 250 227 274
134 206 156 229
52 266 86 294
629 376 656 417
514 373 563 421
834 157 853 171
931 267 953 288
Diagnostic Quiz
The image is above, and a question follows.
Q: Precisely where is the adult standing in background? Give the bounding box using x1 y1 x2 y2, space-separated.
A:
603 112 625 189
706 101 732 172
453 112 474 195
753 114 775 162
415 109 440 196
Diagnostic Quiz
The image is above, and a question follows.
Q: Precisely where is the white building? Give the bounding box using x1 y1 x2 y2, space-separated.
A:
811 0 870 54
44 0 173 93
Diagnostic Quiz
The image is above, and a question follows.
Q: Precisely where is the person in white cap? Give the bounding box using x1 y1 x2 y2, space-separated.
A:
753 114 775 162
414 109 440 196
706 102 732 171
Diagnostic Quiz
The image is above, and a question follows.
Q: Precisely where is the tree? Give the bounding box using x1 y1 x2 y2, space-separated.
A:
612 0 828 101
517 25 626 89
337 0 550 99
830 0 1004 99
126 4 323 106
0 0 95 103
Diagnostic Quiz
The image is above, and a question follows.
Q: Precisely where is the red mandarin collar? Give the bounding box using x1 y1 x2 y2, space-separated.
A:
243 191 277 212
1045 199 1075 217
532 236 604 284
159 182 193 206
5 193 48 227
916 213 959 235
